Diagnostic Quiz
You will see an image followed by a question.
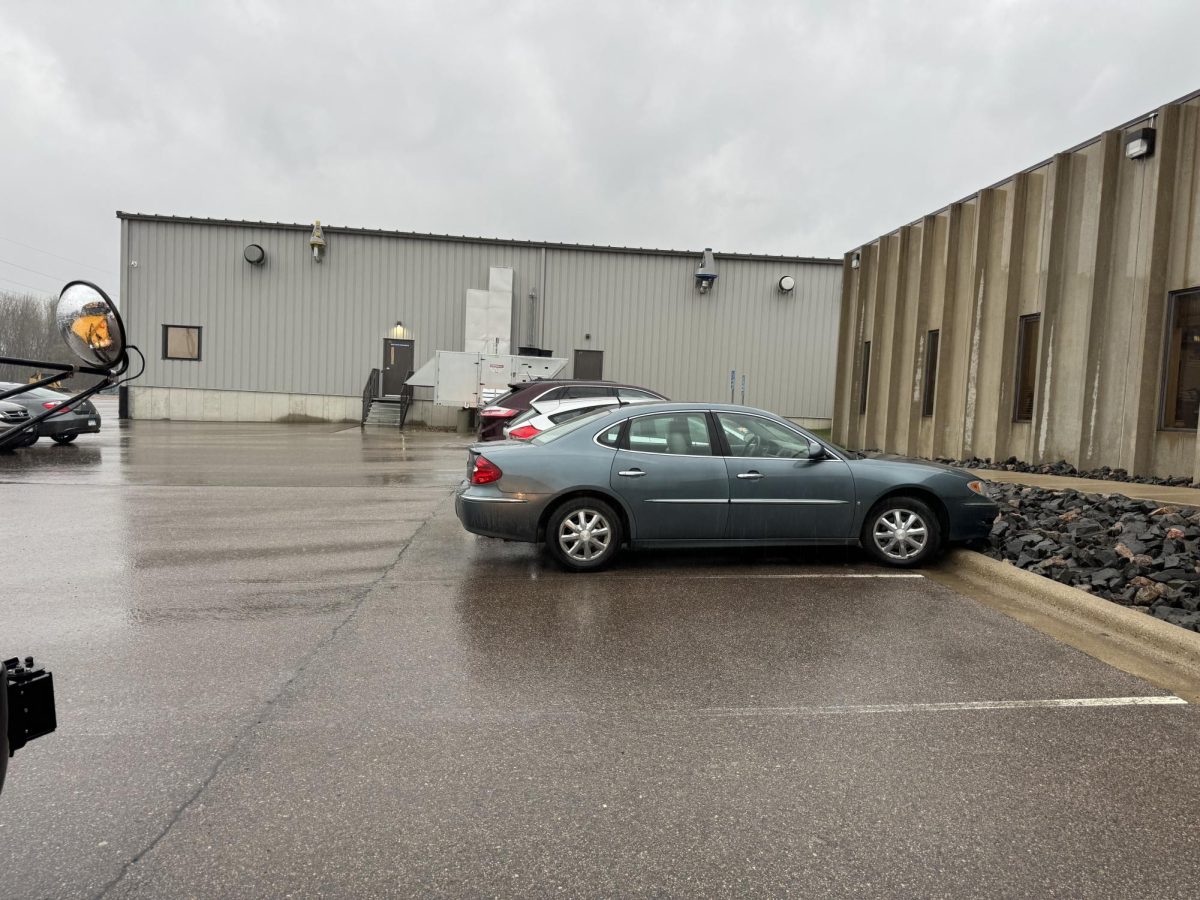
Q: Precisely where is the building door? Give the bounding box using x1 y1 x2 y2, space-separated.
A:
574 349 604 380
382 339 414 396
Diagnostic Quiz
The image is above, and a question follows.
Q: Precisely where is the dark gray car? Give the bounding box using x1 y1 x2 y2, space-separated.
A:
0 382 102 444
455 402 998 571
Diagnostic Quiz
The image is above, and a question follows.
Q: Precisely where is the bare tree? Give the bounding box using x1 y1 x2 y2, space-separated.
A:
0 290 104 388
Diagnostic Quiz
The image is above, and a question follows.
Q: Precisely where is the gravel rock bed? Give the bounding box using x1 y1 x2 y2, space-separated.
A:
938 455 1198 489
982 482 1200 633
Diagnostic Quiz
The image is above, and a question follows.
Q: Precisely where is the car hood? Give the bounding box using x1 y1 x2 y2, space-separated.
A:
851 451 977 479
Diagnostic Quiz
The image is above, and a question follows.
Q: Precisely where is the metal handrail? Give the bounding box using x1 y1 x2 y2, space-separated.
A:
361 368 380 425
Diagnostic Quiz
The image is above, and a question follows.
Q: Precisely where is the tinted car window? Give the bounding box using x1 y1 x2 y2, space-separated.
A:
596 422 623 447
617 388 659 401
535 386 569 402
563 385 612 400
627 413 712 456
718 413 812 459
1 385 64 400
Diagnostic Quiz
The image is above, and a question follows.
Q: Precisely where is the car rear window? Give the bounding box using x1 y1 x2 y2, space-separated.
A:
530 409 612 444
4 386 66 400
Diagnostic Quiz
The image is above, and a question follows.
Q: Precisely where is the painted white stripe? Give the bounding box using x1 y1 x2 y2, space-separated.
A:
703 696 1188 716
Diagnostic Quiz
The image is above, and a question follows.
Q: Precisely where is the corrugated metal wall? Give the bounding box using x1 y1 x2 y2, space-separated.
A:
833 93 1200 481
121 218 842 420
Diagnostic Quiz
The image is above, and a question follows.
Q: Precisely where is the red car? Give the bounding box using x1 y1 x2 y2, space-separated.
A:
478 380 667 441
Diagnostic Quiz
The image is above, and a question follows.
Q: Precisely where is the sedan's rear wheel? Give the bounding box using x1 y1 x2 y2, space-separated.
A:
546 498 621 571
862 497 941 568
51 434 78 444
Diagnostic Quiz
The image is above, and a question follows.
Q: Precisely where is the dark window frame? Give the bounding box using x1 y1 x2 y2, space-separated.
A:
859 341 871 414
1159 287 1200 432
1012 314 1040 422
921 330 940 418
162 324 203 361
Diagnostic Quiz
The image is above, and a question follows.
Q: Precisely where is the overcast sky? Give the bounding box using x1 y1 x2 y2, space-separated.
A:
2 0 1199 301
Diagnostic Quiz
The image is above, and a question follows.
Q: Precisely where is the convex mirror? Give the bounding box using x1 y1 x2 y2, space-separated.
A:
56 281 126 369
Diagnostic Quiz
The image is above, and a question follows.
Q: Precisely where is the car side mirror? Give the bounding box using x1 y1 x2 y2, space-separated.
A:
807 440 826 460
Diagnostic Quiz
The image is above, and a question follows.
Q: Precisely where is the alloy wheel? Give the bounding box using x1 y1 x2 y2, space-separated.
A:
557 508 612 562
872 509 928 561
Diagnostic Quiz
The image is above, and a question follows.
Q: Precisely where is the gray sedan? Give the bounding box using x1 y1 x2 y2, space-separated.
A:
0 382 102 444
455 402 998 571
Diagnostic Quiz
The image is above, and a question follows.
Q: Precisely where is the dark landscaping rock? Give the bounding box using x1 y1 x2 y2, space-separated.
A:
933 455 1200 490
978 481 1200 635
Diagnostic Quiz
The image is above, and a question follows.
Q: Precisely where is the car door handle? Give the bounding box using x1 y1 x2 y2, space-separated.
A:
737 471 764 480
617 469 646 477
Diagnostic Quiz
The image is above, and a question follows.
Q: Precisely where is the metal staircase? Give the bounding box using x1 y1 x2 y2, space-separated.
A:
361 368 413 428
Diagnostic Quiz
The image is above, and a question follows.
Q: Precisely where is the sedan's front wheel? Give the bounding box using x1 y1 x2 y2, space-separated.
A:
546 498 622 572
862 497 941 568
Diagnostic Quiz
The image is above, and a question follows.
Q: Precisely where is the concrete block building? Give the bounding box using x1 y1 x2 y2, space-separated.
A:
833 89 1200 482
117 214 841 427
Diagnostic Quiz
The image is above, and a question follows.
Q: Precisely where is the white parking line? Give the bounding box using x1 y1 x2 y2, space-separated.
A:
702 696 1188 716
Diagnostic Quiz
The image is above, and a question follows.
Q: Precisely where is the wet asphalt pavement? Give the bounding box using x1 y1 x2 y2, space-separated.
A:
2 397 1200 898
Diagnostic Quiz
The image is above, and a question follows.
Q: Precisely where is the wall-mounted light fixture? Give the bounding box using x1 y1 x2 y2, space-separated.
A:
1125 126 1156 160
244 243 266 265
309 220 326 262
777 275 795 294
851 252 861 270
695 247 718 294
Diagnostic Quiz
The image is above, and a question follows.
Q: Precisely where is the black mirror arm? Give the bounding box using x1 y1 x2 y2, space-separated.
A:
0 376 114 451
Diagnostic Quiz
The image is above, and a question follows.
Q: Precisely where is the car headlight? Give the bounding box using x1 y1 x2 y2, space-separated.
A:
966 480 988 496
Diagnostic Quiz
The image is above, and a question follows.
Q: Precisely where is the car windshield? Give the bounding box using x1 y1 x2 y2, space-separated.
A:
529 408 613 444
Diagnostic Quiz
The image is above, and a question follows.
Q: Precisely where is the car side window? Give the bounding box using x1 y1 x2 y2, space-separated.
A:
617 388 658 402
596 422 623 447
626 413 712 456
717 413 812 459
563 385 611 400
537 387 568 402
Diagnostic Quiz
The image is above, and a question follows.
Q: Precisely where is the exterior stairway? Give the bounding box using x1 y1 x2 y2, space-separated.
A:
360 367 413 428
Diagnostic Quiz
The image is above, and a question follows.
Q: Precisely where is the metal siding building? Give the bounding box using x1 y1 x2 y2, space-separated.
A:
834 90 1200 483
119 214 842 426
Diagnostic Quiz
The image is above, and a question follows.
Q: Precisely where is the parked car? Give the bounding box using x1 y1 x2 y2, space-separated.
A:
478 380 667 441
456 402 998 571
502 395 658 440
0 382 102 444
0 400 38 449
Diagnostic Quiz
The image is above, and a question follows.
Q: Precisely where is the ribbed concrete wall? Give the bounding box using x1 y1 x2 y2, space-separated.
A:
120 217 841 424
834 93 1200 481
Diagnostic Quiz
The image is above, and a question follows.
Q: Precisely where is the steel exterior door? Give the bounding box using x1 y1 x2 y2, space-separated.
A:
573 349 604 380
382 339 414 396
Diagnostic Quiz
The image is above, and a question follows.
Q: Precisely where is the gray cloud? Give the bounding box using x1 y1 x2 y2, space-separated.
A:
2 0 1198 300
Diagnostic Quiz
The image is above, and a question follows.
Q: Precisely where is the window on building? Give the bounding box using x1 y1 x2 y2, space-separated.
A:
162 325 202 361
859 341 871 414
1013 314 1040 422
922 330 940 418
1161 289 1200 431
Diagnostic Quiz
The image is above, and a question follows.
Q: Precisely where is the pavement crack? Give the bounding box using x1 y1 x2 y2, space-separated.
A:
92 491 451 899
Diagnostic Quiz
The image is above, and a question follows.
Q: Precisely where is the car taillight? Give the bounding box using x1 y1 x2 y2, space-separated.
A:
42 401 69 415
480 406 518 418
471 456 503 484
508 424 541 440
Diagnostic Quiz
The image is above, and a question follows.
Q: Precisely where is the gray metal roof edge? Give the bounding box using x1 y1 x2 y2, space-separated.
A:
846 85 1200 256
115 211 840 265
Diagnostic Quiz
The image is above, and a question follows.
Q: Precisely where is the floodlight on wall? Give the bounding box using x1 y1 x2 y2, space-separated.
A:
777 275 796 294
1125 126 1156 160
309 220 326 262
695 247 718 294
244 243 266 265
851 252 861 270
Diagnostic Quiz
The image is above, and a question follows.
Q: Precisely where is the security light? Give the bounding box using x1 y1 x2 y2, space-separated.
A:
309 220 326 262
1125 127 1155 160
695 248 718 294
851 252 861 270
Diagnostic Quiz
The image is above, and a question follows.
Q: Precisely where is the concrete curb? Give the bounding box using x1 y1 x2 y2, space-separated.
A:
930 549 1200 703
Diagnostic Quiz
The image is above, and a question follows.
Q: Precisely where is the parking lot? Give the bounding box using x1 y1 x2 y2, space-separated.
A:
3 399 1200 898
